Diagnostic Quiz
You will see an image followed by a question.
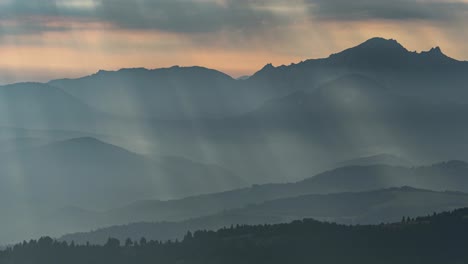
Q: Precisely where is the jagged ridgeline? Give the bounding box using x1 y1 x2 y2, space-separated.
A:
2 208 468 264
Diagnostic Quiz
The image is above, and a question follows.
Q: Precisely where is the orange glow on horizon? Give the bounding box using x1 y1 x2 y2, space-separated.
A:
0 18 466 83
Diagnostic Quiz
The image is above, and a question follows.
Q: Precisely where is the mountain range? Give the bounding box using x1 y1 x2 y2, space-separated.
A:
94 160 468 226
1 137 468 244
0 137 244 210
247 37 468 103
28 159 468 245
0 37 467 245
0 137 244 244
10 208 468 264
48 67 255 120
0 37 466 176
59 187 468 245
43 37 468 121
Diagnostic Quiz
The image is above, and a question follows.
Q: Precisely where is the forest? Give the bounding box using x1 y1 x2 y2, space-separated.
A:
1 208 467 264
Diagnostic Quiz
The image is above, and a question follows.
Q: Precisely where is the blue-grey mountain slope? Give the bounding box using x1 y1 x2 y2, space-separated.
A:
49 67 257 120
59 187 468 244
30 160 468 246
0 137 244 244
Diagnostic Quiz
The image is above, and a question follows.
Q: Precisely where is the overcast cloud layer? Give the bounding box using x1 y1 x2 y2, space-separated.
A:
309 0 468 21
0 0 467 35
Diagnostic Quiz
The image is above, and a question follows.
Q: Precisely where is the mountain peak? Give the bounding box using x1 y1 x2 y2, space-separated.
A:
420 46 452 60
261 63 275 71
250 63 277 78
321 37 463 68
325 37 410 67
360 37 404 49
429 46 442 54
333 37 408 56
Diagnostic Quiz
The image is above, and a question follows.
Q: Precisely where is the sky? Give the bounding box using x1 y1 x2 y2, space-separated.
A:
0 0 467 84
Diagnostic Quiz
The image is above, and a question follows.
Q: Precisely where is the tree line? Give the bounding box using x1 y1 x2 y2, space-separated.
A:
1 209 468 264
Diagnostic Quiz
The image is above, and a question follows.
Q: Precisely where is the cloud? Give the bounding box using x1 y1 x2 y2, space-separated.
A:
95 0 278 33
0 0 294 36
0 0 466 38
306 0 468 22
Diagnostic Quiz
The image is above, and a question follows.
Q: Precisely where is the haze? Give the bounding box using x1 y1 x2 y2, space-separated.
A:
1 2 468 262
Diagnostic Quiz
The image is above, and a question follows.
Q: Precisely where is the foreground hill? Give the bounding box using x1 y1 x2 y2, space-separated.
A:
5 208 468 264
60 187 468 244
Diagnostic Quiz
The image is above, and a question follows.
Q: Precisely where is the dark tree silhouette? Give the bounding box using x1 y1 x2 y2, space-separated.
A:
2 208 468 264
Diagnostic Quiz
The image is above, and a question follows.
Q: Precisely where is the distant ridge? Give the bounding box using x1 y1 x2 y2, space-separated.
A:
323 37 458 65
250 37 463 79
52 65 233 84
51 159 468 242
45 37 465 87
59 186 468 244
336 154 413 168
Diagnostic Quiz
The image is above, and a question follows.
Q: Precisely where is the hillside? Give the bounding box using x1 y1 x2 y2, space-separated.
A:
335 154 413 168
2 38 464 184
60 187 468 244
0 137 243 210
48 67 257 119
4 160 463 245
0 137 243 244
0 83 99 130
5 208 468 264
247 37 468 103
95 161 468 226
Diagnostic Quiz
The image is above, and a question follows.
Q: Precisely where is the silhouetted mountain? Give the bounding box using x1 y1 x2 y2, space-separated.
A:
127 74 436 183
297 161 468 194
0 137 243 210
248 37 468 103
28 39 468 181
326 37 459 68
49 66 259 119
230 73 468 165
111 160 468 219
0 83 99 129
60 187 468 244
0 37 467 247
249 74 397 119
0 137 244 244
7 208 468 264
2 157 468 244
335 154 413 168
40 161 468 244
250 72 464 121
40 37 468 125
